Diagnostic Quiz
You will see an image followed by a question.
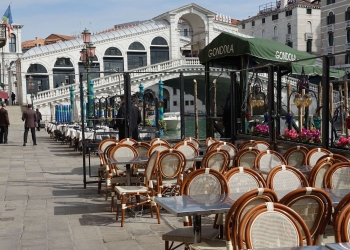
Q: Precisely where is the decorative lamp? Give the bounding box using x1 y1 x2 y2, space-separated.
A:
286 113 293 124
80 48 87 62
82 28 91 43
257 97 265 107
250 96 257 107
86 42 96 58
313 116 322 130
302 94 312 107
264 112 269 123
293 93 303 108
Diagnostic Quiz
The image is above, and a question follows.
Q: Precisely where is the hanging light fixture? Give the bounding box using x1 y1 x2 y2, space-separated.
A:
293 93 303 108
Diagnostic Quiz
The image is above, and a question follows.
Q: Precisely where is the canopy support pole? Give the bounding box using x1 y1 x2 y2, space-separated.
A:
205 62 213 138
268 66 276 150
276 67 282 138
322 56 330 149
124 73 131 138
179 72 185 140
230 71 237 143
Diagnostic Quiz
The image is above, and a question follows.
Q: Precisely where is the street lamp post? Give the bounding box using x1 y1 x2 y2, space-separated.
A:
28 76 34 109
80 28 96 127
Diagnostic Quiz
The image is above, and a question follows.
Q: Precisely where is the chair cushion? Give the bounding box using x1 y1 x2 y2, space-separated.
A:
189 239 226 250
115 186 148 194
111 177 141 184
162 226 219 243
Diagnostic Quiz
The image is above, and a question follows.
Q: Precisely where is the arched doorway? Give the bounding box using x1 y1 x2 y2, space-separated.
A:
150 37 169 64
127 42 146 70
26 64 49 92
103 47 124 76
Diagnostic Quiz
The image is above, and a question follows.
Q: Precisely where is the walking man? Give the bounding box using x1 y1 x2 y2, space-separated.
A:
36 108 42 131
11 92 16 105
22 104 37 146
0 102 10 144
115 95 141 140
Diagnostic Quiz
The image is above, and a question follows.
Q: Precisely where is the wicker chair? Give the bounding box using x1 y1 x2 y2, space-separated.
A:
308 157 336 188
333 192 350 227
150 137 171 146
119 137 137 145
305 148 332 167
266 165 309 191
200 148 230 174
205 137 218 147
184 137 201 149
225 167 266 193
132 142 151 177
334 202 350 242
279 187 333 245
154 149 186 197
189 188 278 250
114 151 161 227
237 202 312 249
324 162 350 189
147 142 172 157
254 150 287 173
162 168 228 250
174 141 199 173
283 145 309 167
211 141 238 168
317 153 350 164
234 147 260 169
252 140 271 152
97 139 118 194
238 140 255 150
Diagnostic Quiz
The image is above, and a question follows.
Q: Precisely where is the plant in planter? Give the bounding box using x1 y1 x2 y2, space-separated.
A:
251 124 269 136
281 128 321 143
335 135 350 148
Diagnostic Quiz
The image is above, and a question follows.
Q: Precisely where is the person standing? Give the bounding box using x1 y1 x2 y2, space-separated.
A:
115 95 141 140
36 108 42 131
22 104 37 146
0 103 10 144
11 92 16 105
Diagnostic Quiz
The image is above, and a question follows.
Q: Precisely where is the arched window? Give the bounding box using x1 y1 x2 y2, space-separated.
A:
105 47 122 56
274 26 278 37
327 12 335 24
128 42 145 50
104 47 124 75
287 23 291 34
9 34 16 53
329 33 334 46
346 7 350 21
347 30 350 43
150 37 169 65
306 21 312 33
306 40 312 53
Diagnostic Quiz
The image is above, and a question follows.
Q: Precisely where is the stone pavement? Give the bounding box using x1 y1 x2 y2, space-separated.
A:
0 124 186 250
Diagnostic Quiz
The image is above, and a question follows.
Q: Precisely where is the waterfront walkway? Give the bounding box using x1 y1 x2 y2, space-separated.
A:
0 124 182 250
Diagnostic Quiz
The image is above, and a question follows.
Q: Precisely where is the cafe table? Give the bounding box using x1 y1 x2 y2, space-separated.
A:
326 242 350 249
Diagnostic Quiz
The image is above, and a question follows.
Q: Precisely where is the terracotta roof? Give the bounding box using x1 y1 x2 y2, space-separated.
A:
231 19 239 25
22 38 45 48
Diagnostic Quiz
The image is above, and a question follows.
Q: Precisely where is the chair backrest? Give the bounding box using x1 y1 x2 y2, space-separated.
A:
147 142 172 157
104 143 118 168
184 137 200 149
173 141 199 172
98 138 118 165
180 168 229 197
266 164 309 191
206 141 220 153
279 187 333 245
334 202 350 242
158 149 186 184
308 157 335 188
133 142 151 157
109 144 138 172
144 151 160 187
119 138 137 146
200 148 230 174
333 192 350 229
324 162 350 189
237 202 312 249
211 141 238 168
225 167 266 193
305 148 332 167
225 188 278 250
317 153 350 164
238 140 256 150
252 140 271 152
283 145 309 167
205 137 218 147
254 150 287 172
234 147 260 169
150 138 171 146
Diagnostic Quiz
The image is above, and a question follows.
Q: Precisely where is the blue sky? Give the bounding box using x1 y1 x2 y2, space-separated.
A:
1 0 269 41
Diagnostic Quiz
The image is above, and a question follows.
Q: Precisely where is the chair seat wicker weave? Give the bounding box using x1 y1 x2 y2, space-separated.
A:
174 141 199 173
305 148 332 168
234 147 260 169
225 167 266 193
308 157 335 188
266 165 309 191
252 140 271 152
334 202 350 242
324 162 350 189
211 141 238 169
201 148 230 174
254 150 287 173
283 145 309 167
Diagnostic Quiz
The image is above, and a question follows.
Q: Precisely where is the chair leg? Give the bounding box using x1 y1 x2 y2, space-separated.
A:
105 174 111 201
111 188 115 212
116 193 120 221
165 241 169 250
121 194 126 227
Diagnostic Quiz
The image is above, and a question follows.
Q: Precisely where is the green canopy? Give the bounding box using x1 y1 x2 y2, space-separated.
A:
199 32 345 77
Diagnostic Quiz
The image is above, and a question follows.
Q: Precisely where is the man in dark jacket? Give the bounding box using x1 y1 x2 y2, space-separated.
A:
22 104 37 146
115 95 141 140
36 108 42 131
0 102 10 144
